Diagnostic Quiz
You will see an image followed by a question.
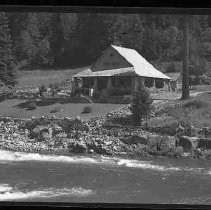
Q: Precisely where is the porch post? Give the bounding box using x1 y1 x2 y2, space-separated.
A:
140 77 144 87
134 77 139 91
93 77 98 91
72 77 79 93
153 78 156 88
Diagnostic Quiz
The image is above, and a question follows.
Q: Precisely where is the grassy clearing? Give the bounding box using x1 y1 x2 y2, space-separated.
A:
148 92 211 130
15 67 86 87
0 99 124 120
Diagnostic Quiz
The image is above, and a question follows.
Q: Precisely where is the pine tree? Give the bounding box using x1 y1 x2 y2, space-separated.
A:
48 13 65 66
129 82 153 126
0 12 16 87
73 13 110 66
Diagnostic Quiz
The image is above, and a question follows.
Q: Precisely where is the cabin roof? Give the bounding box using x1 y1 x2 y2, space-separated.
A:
73 45 171 80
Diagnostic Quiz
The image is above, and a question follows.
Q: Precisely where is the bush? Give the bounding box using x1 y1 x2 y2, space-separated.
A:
129 83 153 125
50 106 62 113
49 84 61 96
82 106 92 114
39 85 47 98
27 100 37 110
80 88 89 96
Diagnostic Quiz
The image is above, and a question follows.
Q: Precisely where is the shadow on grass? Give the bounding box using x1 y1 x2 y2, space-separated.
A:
14 99 58 109
13 98 75 110
14 101 32 109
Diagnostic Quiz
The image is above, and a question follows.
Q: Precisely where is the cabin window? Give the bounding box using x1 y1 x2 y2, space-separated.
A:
144 78 154 88
97 77 107 90
155 79 164 88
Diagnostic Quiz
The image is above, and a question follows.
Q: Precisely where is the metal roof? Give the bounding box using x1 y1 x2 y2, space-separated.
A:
72 67 136 77
165 73 181 81
73 45 171 80
111 45 170 79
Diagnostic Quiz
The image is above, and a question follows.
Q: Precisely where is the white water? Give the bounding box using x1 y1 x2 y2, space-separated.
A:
0 150 210 174
0 183 94 201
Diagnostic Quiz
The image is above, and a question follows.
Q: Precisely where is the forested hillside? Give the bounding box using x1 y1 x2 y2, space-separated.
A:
1 12 211 86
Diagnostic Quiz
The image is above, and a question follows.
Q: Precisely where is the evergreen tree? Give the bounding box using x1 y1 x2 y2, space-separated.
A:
73 13 110 66
129 82 153 126
0 12 16 87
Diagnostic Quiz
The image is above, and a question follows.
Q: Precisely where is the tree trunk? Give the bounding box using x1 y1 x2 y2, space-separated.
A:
181 15 190 100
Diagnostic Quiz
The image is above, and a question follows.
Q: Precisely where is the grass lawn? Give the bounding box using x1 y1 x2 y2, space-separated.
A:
16 67 86 88
0 99 124 120
148 92 211 129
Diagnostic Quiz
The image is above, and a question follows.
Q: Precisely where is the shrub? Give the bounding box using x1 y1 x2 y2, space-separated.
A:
129 83 153 125
167 146 184 158
49 84 61 96
80 88 89 96
82 106 92 114
38 85 47 98
50 106 62 113
27 100 37 110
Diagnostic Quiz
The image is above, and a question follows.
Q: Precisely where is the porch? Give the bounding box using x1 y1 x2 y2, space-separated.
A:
72 76 171 103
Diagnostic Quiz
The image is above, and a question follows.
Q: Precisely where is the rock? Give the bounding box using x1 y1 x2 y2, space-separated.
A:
70 141 87 153
176 125 185 137
177 136 199 152
113 146 118 151
104 141 112 146
51 124 63 136
31 126 52 141
198 127 211 138
12 133 19 138
186 125 199 137
120 135 148 145
197 138 211 150
55 132 67 138
89 149 94 153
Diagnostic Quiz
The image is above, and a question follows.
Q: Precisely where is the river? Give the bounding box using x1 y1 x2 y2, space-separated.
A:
0 150 210 204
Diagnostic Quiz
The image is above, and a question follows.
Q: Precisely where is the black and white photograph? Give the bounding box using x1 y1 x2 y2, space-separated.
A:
0 5 211 206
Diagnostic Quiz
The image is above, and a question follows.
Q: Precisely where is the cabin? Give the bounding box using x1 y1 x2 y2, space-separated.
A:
72 45 172 100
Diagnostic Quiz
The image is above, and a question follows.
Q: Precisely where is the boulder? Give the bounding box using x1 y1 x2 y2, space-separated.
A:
40 128 52 141
197 138 211 150
198 127 211 138
176 125 185 137
120 135 148 145
31 126 52 141
70 141 87 153
177 136 199 152
51 124 63 136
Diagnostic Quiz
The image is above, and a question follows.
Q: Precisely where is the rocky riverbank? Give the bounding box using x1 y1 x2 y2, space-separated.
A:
0 104 211 160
